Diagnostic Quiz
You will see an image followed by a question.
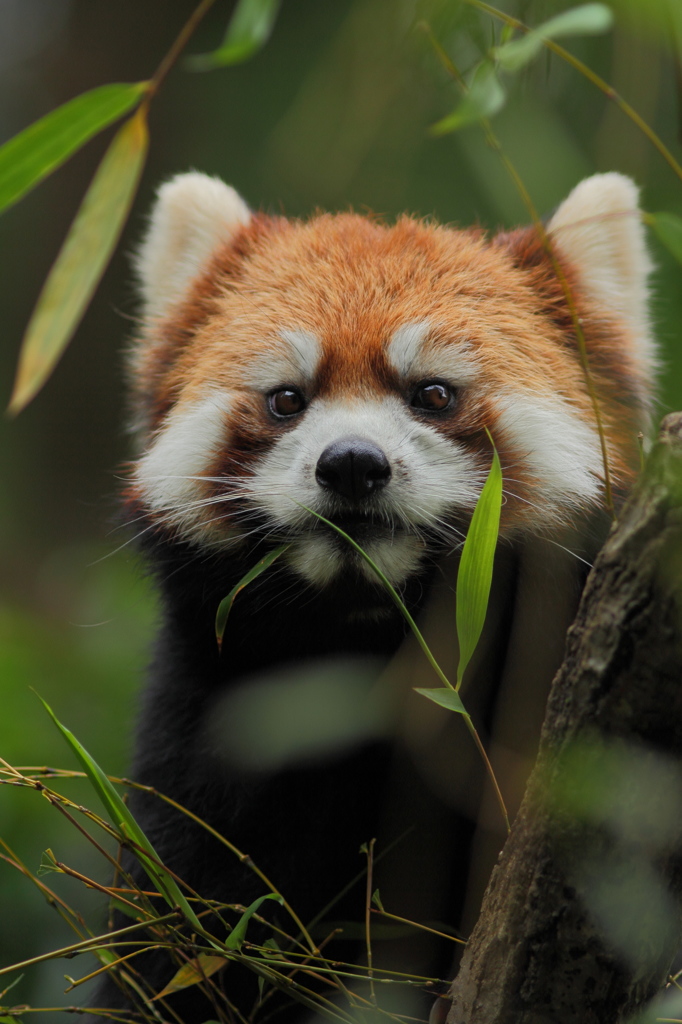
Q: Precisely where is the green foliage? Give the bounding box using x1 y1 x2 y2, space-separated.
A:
8 109 149 416
0 746 445 1019
187 0 282 69
40 693 204 933
455 441 502 689
412 687 468 714
430 2 613 135
0 81 147 215
431 60 505 134
493 3 613 72
154 953 226 999
225 893 284 950
412 437 503 708
4 0 279 415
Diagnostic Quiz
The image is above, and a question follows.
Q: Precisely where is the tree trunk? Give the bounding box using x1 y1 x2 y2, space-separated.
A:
443 413 682 1024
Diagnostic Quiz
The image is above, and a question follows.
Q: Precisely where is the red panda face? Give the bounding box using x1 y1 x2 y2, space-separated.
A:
126 173 655 587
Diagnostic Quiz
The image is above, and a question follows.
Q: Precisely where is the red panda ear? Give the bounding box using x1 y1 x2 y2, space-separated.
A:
546 173 654 378
496 173 655 384
135 172 251 319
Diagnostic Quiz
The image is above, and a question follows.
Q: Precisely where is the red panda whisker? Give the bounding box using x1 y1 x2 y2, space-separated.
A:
94 522 163 563
544 537 594 568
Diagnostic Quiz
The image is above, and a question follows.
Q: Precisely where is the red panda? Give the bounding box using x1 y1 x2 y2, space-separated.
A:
94 172 655 1023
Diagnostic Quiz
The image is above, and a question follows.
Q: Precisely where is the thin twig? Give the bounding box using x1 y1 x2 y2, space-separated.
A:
364 839 377 1004
371 908 466 945
0 914 181 975
146 0 219 99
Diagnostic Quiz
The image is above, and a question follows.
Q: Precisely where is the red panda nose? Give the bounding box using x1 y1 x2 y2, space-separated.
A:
315 438 391 503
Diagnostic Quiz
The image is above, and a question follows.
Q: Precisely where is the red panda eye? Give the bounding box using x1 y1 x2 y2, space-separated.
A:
411 382 455 413
269 388 306 417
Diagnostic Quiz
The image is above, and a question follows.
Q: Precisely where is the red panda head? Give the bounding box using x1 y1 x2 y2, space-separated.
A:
125 171 655 587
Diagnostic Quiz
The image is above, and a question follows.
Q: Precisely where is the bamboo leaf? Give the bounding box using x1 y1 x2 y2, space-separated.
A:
38 693 203 932
649 211 682 265
8 105 149 416
494 4 613 72
37 848 61 876
154 953 226 999
187 0 282 70
431 61 505 135
225 893 283 950
414 688 469 715
215 543 290 650
455 441 503 688
0 81 148 215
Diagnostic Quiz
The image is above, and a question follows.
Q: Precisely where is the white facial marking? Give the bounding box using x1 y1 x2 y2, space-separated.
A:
387 321 480 385
250 395 485 586
361 535 427 585
496 392 603 515
285 533 427 589
242 330 322 390
286 536 345 588
134 391 232 532
387 322 431 377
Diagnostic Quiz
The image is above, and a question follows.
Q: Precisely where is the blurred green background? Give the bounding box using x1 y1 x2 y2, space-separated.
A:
1 0 681 1017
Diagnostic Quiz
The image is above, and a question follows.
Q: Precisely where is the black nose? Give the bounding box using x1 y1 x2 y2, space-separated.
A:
315 438 391 502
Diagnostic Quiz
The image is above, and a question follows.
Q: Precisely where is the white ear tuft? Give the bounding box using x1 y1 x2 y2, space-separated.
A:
136 172 251 318
547 172 655 378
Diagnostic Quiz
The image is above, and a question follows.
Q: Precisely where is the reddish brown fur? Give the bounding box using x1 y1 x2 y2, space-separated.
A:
130 211 645 533
133 212 643 520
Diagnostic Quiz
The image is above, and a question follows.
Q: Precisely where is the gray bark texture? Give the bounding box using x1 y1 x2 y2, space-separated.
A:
444 413 682 1024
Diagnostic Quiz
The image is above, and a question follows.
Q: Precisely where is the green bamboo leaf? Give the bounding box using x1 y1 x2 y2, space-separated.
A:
187 0 282 70
8 106 149 416
154 952 226 999
649 211 682 265
0 81 148 215
215 543 290 650
494 4 613 72
37 848 61 876
262 937 284 958
455 441 503 689
414 688 469 715
225 893 284 950
38 693 203 933
431 61 505 135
